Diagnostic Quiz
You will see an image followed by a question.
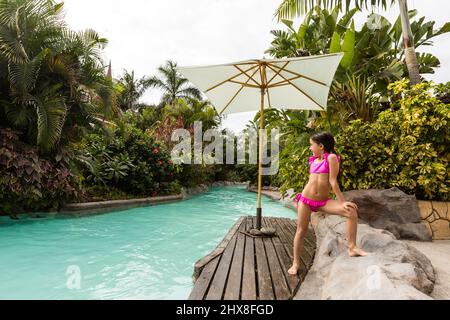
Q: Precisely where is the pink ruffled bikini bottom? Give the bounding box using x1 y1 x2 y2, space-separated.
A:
295 193 332 212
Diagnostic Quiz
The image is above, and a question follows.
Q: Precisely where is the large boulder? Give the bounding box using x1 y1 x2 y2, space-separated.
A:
343 187 432 241
294 214 436 300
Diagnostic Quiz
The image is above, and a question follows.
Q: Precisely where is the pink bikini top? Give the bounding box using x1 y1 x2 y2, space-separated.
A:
309 152 340 174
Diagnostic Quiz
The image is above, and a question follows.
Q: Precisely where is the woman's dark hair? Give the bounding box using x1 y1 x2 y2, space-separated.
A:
310 131 343 186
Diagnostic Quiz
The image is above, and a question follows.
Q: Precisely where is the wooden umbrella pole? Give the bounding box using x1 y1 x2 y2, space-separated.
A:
256 63 267 230
256 88 265 230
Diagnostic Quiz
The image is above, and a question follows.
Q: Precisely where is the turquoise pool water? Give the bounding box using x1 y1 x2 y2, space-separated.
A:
0 186 296 300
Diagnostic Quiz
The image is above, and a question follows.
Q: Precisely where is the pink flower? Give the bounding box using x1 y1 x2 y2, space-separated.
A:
153 148 159 154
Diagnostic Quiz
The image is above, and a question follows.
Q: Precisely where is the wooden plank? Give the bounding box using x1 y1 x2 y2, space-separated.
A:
272 218 309 278
277 218 316 284
223 217 247 300
280 218 313 261
278 218 313 258
254 217 275 300
193 216 244 281
264 218 299 295
241 216 257 300
188 254 221 300
262 217 291 300
189 215 315 301
205 223 240 300
279 218 315 259
274 218 310 296
271 218 294 259
286 217 316 250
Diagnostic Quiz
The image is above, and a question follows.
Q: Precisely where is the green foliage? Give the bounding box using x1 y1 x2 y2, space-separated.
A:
275 0 394 20
336 80 449 200
160 98 220 130
266 6 449 133
116 70 150 112
331 19 355 68
145 60 202 108
435 82 450 104
267 6 449 95
276 80 449 201
267 6 356 58
0 127 78 215
327 74 380 125
0 0 118 153
75 122 179 200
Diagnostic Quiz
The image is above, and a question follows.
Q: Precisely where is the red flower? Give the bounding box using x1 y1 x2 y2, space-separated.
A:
168 159 173 165
153 148 159 154
157 160 163 166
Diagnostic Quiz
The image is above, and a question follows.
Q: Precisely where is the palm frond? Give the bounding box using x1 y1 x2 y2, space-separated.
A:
274 0 394 20
2 99 34 127
8 48 49 100
177 86 202 101
35 90 67 152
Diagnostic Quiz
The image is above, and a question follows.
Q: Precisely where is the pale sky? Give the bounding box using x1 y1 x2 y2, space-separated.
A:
62 0 450 133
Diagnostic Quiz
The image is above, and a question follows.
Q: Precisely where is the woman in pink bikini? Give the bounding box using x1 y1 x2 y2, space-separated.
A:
288 132 368 275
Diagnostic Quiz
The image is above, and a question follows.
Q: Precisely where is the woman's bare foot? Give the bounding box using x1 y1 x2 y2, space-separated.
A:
348 246 369 257
287 263 299 275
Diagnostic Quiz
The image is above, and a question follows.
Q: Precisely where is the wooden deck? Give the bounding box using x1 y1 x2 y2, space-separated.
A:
189 215 316 300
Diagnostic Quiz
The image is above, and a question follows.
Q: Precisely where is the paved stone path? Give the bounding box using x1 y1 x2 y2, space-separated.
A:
403 240 450 300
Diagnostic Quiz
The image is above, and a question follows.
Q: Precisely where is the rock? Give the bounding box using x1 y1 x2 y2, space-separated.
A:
182 181 250 198
396 222 433 241
211 181 249 187
343 187 432 241
247 185 282 201
181 184 210 197
283 188 296 200
294 214 436 300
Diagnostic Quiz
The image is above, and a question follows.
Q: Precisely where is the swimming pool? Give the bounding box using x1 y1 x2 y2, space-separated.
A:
0 186 296 299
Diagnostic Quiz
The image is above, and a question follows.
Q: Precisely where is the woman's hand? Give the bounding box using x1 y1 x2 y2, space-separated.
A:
342 201 358 211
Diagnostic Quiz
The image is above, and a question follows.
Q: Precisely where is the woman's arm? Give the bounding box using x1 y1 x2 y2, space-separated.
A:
328 154 345 203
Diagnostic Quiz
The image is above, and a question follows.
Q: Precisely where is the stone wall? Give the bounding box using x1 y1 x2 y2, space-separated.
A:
418 200 450 240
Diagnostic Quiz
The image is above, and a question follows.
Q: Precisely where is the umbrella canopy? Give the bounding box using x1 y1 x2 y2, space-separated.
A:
177 53 343 114
176 53 343 234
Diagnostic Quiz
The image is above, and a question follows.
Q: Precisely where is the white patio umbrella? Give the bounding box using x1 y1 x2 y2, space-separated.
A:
177 53 343 235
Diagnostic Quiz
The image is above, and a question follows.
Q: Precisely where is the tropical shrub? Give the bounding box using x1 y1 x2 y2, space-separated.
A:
75 123 179 199
337 80 449 200
0 0 117 154
0 127 78 215
266 7 450 129
278 80 449 201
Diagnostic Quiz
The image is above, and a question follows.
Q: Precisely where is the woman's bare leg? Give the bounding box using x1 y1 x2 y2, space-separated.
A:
316 200 368 257
288 202 312 275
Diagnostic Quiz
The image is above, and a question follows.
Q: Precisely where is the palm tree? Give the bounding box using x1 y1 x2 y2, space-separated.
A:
145 60 202 107
116 70 149 111
275 0 421 84
0 0 117 153
164 98 220 129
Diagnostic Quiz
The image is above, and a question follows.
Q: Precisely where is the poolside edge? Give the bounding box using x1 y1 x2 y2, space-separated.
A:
59 194 184 214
